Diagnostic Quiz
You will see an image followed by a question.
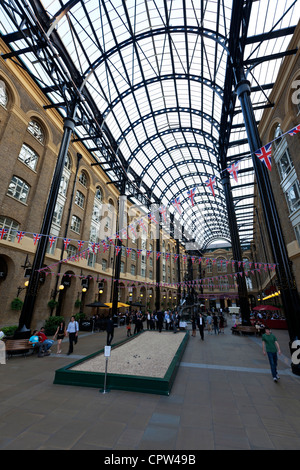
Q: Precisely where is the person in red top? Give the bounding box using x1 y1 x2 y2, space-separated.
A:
38 327 54 354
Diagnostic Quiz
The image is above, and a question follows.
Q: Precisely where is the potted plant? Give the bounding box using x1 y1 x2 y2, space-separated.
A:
47 299 59 310
44 315 65 336
11 298 23 311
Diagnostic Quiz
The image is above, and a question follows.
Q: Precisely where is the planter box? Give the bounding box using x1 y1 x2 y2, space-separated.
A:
54 331 189 395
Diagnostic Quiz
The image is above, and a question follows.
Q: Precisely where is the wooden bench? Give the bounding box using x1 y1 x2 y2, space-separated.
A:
4 339 35 357
231 325 257 336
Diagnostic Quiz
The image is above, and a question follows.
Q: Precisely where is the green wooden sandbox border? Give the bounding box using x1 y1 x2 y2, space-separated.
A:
53 331 189 395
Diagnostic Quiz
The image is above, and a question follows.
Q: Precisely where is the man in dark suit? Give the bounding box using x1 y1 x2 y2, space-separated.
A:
197 313 205 341
106 316 114 345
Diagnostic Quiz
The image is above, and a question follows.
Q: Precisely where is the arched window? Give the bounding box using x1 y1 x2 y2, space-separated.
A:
7 176 30 203
79 170 88 187
64 153 72 171
18 144 39 171
95 185 102 201
0 80 8 108
27 120 44 144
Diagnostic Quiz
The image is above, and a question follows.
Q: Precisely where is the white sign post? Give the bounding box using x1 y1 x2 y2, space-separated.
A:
100 346 111 394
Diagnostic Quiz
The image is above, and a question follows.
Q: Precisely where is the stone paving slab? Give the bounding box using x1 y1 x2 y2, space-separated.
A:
1 323 300 450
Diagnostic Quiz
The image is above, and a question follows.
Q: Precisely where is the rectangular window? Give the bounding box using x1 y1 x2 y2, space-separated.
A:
53 202 63 226
102 259 107 271
7 176 30 203
131 264 136 275
75 190 85 209
120 261 125 273
278 150 293 180
285 181 300 214
70 215 81 233
294 223 300 248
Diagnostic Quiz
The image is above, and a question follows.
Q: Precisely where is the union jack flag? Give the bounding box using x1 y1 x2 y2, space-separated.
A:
171 197 182 214
77 240 84 251
138 218 147 232
16 231 25 243
137 249 143 258
63 238 71 250
255 143 272 171
159 205 167 222
288 124 300 136
48 235 56 248
0 228 8 240
102 242 109 252
115 246 122 256
227 161 240 183
146 250 152 259
126 247 132 257
187 188 196 206
33 233 41 245
205 177 216 196
156 252 161 260
148 213 158 224
129 224 137 237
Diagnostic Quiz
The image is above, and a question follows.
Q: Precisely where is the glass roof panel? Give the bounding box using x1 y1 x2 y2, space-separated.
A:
0 0 298 250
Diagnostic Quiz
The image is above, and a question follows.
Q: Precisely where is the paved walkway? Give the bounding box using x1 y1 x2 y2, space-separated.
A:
1 321 300 450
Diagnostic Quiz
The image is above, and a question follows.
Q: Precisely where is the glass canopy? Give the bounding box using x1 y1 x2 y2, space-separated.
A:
0 0 298 250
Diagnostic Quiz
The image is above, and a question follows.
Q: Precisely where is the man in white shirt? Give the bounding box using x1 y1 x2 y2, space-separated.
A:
66 316 79 355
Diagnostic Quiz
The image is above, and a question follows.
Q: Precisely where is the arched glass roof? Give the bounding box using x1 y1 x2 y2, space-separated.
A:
0 0 298 250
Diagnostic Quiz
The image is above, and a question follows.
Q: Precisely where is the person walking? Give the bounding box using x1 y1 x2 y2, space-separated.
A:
219 314 225 334
66 316 79 355
53 321 66 354
206 312 213 335
212 313 219 335
191 315 196 337
262 327 281 382
197 313 205 341
106 316 114 345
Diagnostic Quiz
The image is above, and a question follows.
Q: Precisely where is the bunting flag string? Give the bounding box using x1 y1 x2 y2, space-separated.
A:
39 267 274 291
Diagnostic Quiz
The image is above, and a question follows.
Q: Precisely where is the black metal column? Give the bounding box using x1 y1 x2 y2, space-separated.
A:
221 173 251 325
111 193 126 319
235 76 300 344
18 115 77 330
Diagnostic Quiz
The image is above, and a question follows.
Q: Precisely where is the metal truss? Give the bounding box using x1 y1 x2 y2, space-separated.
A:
0 0 298 250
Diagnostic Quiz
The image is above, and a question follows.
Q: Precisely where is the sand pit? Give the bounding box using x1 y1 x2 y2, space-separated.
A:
54 330 189 395
72 330 186 378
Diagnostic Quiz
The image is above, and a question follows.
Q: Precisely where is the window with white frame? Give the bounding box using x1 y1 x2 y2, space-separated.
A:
0 216 19 241
294 223 300 248
71 215 81 233
277 148 293 180
131 264 136 275
285 180 300 214
52 202 64 226
0 80 8 108
27 120 44 144
120 261 125 273
67 245 77 258
102 259 107 271
75 190 85 209
18 144 39 171
7 176 30 203
79 170 88 187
